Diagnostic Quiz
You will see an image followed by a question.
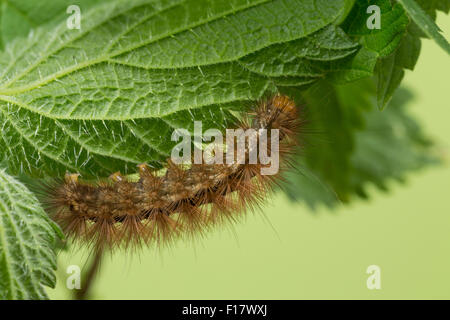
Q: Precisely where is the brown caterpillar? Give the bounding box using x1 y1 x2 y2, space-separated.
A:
43 94 303 250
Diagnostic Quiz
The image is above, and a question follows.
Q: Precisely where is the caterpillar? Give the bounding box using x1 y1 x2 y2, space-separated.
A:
43 94 303 251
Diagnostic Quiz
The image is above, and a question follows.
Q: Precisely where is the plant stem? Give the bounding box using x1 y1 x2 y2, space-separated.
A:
74 248 104 300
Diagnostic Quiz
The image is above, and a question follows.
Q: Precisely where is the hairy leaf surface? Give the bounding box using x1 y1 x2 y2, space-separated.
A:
0 169 61 299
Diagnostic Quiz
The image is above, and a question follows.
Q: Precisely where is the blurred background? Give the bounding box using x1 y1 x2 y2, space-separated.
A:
49 14 450 300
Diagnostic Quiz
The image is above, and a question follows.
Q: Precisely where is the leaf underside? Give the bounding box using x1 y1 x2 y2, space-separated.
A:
0 169 60 299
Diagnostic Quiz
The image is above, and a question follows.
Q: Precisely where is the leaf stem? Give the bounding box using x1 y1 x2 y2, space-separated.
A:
74 248 104 300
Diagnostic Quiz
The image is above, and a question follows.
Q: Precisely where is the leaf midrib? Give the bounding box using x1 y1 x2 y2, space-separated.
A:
0 73 267 121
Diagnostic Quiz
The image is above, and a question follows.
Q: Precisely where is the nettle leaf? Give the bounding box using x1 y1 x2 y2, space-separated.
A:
336 0 357 24
283 81 437 208
0 169 61 300
280 80 369 206
349 87 438 198
408 0 450 38
337 0 446 109
239 25 359 78
0 0 352 179
0 0 443 301
325 47 379 84
375 54 405 110
333 0 410 86
376 0 450 109
341 0 449 109
375 22 422 110
0 0 103 49
415 0 450 18
398 0 450 54
343 1 409 57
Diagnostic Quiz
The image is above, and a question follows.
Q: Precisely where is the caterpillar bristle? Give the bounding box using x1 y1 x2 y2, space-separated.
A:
42 94 304 251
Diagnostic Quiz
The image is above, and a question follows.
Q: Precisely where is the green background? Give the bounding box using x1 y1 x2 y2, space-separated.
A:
48 14 450 300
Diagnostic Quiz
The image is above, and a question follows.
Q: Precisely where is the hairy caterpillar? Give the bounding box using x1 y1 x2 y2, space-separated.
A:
43 94 303 250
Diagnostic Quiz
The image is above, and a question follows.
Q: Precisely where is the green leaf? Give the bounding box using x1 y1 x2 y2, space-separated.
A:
335 0 357 24
239 25 359 78
344 1 409 57
325 47 378 84
0 0 350 178
283 80 437 208
394 25 422 71
414 0 450 20
331 0 410 84
336 0 441 108
0 169 61 299
375 23 422 110
376 54 405 109
0 0 103 49
373 0 449 109
0 0 442 210
280 80 369 204
349 88 438 198
398 0 450 54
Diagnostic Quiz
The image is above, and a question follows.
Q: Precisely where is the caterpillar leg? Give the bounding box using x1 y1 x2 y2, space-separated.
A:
65 172 80 183
109 171 123 182
137 163 150 174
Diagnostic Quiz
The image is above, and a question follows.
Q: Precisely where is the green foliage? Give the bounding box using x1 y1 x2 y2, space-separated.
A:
0 0 105 49
0 0 350 178
415 0 450 18
283 81 438 208
399 0 450 53
0 0 448 299
0 169 61 299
